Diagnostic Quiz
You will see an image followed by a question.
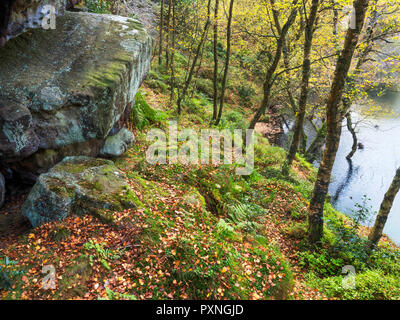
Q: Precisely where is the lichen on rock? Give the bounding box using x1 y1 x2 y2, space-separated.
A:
22 156 141 227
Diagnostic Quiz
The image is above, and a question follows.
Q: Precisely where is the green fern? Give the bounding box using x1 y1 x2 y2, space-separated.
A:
227 202 265 234
131 91 166 130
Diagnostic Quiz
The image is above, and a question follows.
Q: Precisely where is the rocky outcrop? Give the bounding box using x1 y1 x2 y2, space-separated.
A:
0 11 152 179
22 156 140 227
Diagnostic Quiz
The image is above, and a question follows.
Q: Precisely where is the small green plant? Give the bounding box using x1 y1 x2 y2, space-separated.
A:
309 269 400 300
147 79 169 93
50 225 71 242
0 256 24 290
298 249 344 277
215 219 240 241
236 84 255 106
184 98 203 114
217 110 247 132
367 244 400 276
83 240 123 271
227 202 264 234
285 222 307 240
350 195 375 229
102 287 137 300
85 0 111 14
131 91 167 130
195 78 214 97
324 198 375 269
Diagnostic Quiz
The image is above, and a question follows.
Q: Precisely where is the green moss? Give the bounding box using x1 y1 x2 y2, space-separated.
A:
131 91 167 130
308 269 400 300
54 159 114 174
46 177 76 198
195 78 214 97
146 79 169 93
121 189 143 209
127 19 145 32
182 187 207 211
85 56 130 90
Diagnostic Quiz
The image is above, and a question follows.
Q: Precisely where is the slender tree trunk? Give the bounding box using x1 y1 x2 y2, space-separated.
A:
248 0 298 130
158 0 165 65
177 0 212 115
282 0 320 176
271 2 299 131
367 167 400 252
300 127 307 154
308 0 370 245
190 44 206 98
271 1 308 156
165 0 172 70
273 9 296 113
169 0 176 103
341 5 378 158
212 0 220 121
331 0 341 55
215 0 234 125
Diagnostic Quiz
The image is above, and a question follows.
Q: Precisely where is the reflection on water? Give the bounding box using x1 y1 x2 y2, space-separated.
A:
332 158 359 204
329 92 400 244
278 92 400 244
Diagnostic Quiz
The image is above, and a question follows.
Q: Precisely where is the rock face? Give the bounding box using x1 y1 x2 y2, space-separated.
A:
0 11 152 177
22 156 140 227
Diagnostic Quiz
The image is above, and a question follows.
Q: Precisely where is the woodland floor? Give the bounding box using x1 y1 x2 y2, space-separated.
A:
1 57 399 300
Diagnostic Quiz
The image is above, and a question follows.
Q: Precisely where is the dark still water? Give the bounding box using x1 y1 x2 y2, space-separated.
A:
329 92 400 245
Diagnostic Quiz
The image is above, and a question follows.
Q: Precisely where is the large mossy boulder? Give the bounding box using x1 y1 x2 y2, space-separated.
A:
22 156 141 227
0 11 152 177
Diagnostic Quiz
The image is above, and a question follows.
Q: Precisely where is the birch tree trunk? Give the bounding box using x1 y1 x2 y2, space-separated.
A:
215 0 234 125
158 0 165 65
177 0 212 115
212 0 220 121
165 0 172 70
248 0 299 130
169 0 176 103
367 167 400 252
282 0 320 176
308 0 370 245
